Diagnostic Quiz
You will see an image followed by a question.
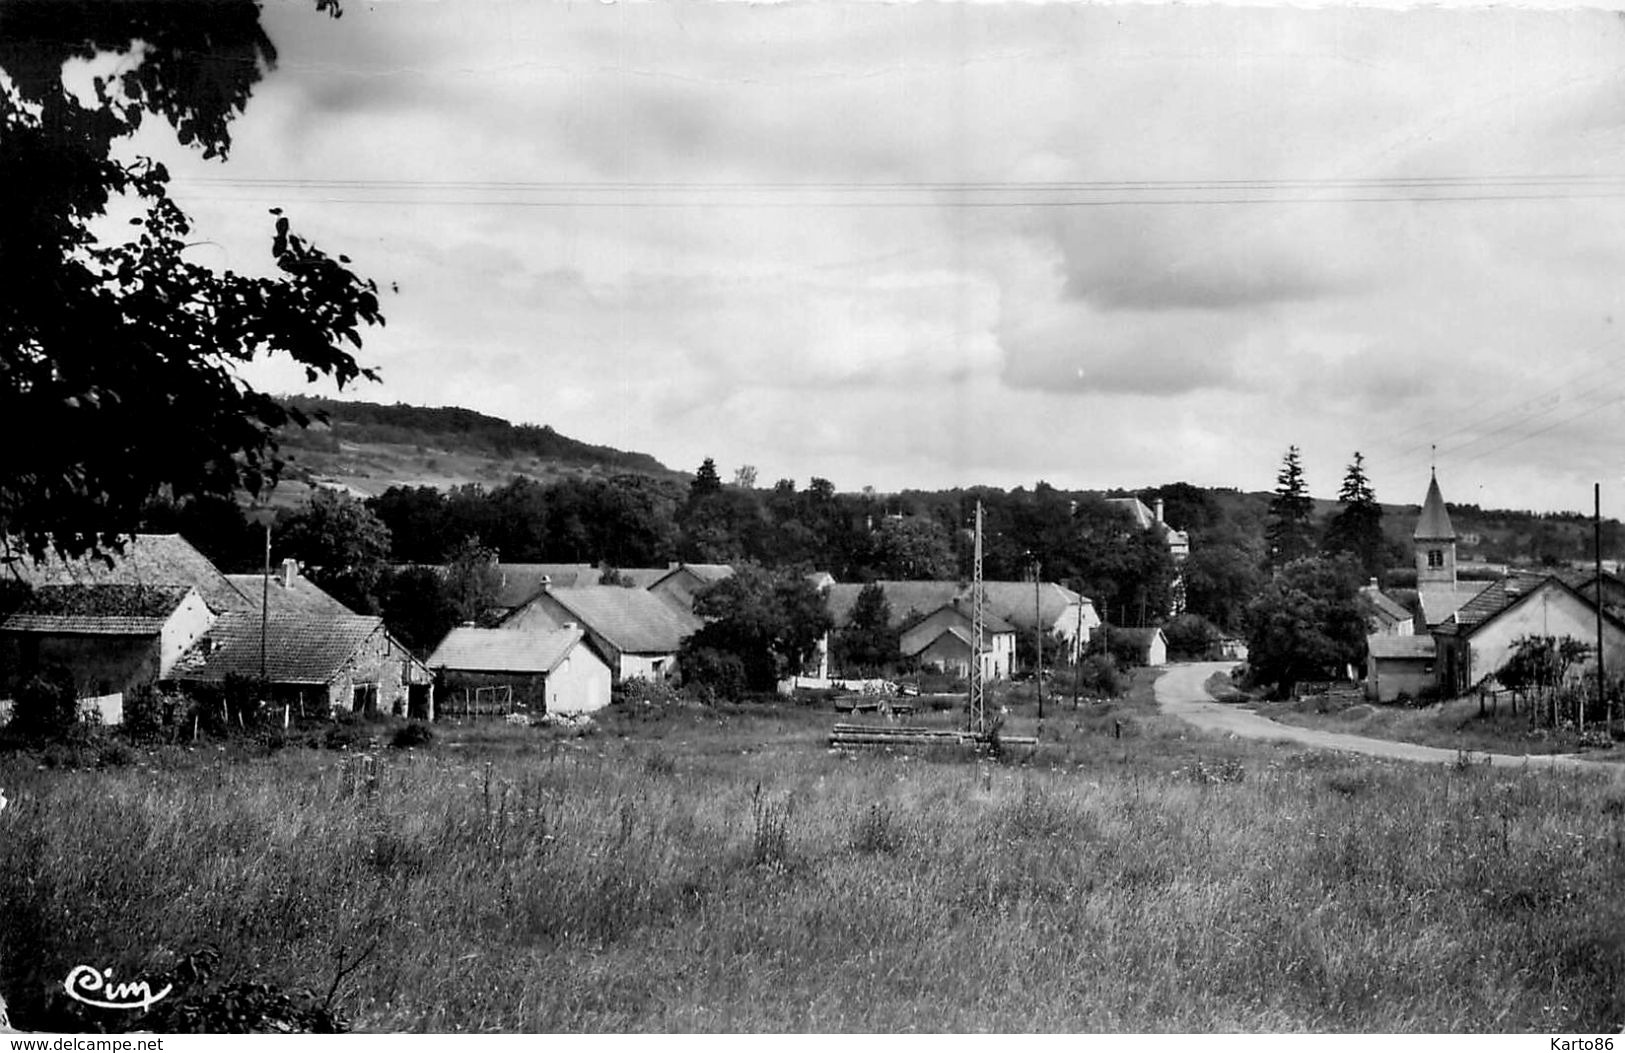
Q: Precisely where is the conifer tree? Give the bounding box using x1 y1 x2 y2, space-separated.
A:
1324 451 1387 581
1265 446 1316 568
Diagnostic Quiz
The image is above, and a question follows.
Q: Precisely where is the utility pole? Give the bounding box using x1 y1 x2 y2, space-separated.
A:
1073 595 1084 709
1595 482 1604 734
967 502 986 735
261 520 271 691
1034 559 1044 721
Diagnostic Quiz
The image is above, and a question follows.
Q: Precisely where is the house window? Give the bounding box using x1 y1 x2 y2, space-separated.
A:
1426 550 1444 569
352 683 379 714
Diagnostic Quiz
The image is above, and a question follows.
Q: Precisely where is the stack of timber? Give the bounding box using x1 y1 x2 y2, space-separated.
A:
828 722 1038 750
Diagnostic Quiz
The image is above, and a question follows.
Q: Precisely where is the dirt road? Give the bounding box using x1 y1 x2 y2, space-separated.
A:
1156 661 1623 776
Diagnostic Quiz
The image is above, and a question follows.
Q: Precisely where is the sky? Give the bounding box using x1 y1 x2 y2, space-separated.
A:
116 0 1625 515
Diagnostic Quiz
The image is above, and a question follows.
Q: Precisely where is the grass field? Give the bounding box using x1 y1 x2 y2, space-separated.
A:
1 670 1623 1033
1245 686 1625 761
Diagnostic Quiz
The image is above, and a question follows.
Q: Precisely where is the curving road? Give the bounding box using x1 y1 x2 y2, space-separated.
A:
1156 661 1625 777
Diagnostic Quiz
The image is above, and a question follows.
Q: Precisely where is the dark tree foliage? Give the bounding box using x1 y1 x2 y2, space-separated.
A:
1142 481 1219 533
0 0 385 564
442 535 501 625
374 565 459 656
1265 446 1317 568
1242 555 1367 698
366 485 449 564
690 458 723 500
832 581 898 675
1323 451 1386 582
867 515 956 580
275 490 391 613
137 493 262 572
282 396 669 474
680 564 833 692
1162 612 1220 660
1182 525 1264 633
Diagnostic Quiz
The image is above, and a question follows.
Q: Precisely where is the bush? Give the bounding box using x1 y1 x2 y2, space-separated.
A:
1163 613 1219 660
1074 655 1125 698
679 647 748 703
390 722 435 749
11 665 78 739
614 677 686 708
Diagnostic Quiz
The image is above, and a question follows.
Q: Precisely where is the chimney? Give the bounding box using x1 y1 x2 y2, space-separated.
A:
1154 499 1166 524
561 621 578 631
539 574 552 593
1369 577 1379 589
280 558 298 589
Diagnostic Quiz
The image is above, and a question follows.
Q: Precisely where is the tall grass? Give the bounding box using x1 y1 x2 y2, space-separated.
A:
0 712 1622 1032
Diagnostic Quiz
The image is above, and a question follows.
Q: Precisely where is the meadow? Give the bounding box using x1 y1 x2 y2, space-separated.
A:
0 672 1622 1033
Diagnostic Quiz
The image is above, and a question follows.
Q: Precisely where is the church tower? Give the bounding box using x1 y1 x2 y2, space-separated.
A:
1414 470 1457 588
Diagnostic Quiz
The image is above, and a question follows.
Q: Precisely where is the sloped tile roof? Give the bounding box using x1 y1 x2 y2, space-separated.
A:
490 564 601 608
1417 583 1491 628
509 587 702 655
1104 497 1156 530
5 534 250 614
2 584 193 635
1110 627 1167 649
825 581 1089 631
1413 473 1456 540
902 624 973 658
1450 573 1550 630
226 574 356 619
1367 634 1436 660
1359 585 1413 626
174 610 385 684
426 626 586 674
611 567 669 588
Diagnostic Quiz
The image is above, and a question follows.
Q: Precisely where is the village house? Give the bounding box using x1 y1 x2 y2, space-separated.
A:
169 610 431 718
1111 626 1169 668
501 585 701 682
226 559 357 619
0 583 214 723
5 533 254 615
426 625 610 715
823 579 1098 674
1105 495 1191 613
1364 635 1436 703
1431 573 1625 697
898 599 1017 680
1359 578 1415 637
648 562 735 611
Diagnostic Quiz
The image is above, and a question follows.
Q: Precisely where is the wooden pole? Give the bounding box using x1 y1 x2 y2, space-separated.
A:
1034 560 1044 721
261 520 270 692
1594 482 1604 734
1073 596 1083 709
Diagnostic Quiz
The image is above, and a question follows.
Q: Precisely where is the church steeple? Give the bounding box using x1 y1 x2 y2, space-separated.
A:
1414 470 1457 587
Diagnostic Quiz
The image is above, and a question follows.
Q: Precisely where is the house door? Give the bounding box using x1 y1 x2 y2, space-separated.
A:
352 683 379 715
408 683 432 721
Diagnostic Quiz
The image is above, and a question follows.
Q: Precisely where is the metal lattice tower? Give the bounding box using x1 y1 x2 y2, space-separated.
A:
967 501 987 734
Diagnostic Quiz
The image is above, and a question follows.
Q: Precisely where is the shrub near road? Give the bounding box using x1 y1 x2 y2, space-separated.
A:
0 701 1621 1032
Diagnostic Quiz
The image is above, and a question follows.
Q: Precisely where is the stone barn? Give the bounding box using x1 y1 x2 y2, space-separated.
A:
171 610 430 718
426 626 610 716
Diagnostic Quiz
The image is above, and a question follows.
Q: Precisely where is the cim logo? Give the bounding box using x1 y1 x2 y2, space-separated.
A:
63 965 172 1012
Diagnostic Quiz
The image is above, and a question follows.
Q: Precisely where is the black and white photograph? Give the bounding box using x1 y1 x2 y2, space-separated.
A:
2 0 1625 1036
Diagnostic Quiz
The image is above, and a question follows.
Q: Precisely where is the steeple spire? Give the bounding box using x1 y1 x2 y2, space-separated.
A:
1414 470 1456 541
1415 469 1458 589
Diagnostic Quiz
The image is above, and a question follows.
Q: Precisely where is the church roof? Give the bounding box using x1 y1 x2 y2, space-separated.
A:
1413 473 1456 541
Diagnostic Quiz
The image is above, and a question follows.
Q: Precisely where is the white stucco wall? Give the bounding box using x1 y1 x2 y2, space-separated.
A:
1468 585 1625 687
158 590 215 677
546 646 613 714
